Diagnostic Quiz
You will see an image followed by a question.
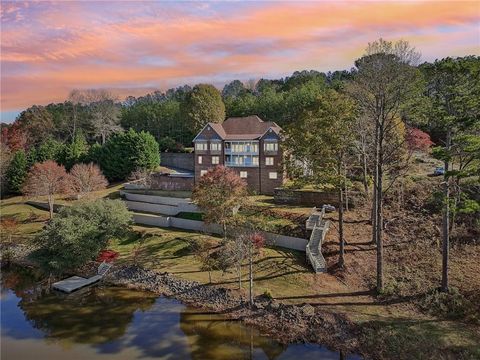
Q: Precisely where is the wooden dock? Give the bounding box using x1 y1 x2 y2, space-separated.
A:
52 262 112 293
52 275 102 293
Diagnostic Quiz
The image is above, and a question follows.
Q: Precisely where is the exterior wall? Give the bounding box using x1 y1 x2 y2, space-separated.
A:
259 131 283 195
194 126 224 184
150 173 194 191
193 123 284 195
160 153 194 171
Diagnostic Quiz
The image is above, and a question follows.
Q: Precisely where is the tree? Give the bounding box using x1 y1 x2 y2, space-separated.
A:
36 138 66 163
421 56 480 292
190 236 220 283
98 129 160 181
68 163 108 197
59 132 89 170
35 199 132 273
184 84 225 132
6 150 28 194
222 80 247 98
0 142 12 194
348 39 423 292
22 161 68 219
192 166 248 241
283 89 356 267
87 90 122 144
406 127 434 152
15 105 54 146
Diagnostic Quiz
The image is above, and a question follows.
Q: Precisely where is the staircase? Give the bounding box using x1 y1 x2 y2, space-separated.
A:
305 207 330 273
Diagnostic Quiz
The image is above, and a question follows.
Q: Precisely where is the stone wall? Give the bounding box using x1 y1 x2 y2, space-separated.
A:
160 152 195 171
274 188 362 207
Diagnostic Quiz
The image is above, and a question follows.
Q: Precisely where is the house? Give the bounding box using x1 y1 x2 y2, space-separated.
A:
193 115 284 195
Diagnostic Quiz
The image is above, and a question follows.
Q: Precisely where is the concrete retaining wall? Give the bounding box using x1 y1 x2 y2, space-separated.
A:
121 192 200 215
160 152 195 171
124 200 180 216
133 213 307 252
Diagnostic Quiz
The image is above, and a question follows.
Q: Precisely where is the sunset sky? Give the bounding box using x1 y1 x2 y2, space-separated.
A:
1 1 479 122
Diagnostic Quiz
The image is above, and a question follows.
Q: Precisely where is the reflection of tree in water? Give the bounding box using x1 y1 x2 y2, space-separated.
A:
18 285 157 346
179 309 287 360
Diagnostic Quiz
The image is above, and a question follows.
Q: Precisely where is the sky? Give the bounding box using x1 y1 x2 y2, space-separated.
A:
1 1 479 123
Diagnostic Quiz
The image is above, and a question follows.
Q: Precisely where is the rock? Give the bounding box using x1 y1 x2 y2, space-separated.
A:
301 304 315 317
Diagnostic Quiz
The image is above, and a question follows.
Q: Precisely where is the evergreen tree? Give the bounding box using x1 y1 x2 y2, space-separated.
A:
6 150 28 194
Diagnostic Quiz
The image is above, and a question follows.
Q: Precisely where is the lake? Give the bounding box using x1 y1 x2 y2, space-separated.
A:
1 266 361 360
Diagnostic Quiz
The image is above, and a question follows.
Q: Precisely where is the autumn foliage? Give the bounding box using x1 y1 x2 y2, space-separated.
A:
97 249 120 263
406 127 434 152
23 160 68 218
192 166 248 237
68 163 108 196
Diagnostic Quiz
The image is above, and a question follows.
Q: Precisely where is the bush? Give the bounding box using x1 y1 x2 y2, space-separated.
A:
98 129 160 181
418 288 478 324
35 199 132 273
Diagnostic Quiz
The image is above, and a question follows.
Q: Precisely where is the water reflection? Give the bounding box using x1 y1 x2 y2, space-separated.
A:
1 267 360 360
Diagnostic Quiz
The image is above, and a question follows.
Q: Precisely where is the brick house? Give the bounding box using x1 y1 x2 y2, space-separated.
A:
192 115 284 195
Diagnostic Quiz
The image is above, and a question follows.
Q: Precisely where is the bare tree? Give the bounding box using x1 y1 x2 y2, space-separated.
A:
68 163 108 198
348 39 422 292
23 160 69 219
69 89 122 144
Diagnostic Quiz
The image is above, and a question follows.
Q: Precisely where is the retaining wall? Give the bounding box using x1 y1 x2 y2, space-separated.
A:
133 213 307 252
150 173 194 191
274 188 362 207
160 153 195 171
121 192 200 215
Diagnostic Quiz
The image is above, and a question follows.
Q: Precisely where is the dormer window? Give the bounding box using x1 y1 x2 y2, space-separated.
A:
264 142 278 152
195 142 208 151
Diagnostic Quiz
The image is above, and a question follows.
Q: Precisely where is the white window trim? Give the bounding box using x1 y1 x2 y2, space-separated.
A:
240 171 248 178
198 156 202 164
212 156 219 165
268 171 278 179
266 157 274 166
200 170 207 177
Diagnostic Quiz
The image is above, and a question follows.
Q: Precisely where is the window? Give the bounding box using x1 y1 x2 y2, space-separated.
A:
195 142 207 151
269 172 278 179
212 156 219 165
200 170 207 177
264 142 278 152
198 156 202 164
252 156 259 166
265 157 274 166
240 171 248 178
210 142 221 151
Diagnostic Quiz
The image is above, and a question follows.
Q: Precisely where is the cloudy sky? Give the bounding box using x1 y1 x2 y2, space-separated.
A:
1 0 479 122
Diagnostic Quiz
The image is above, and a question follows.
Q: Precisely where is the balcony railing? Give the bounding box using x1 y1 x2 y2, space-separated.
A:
224 148 259 155
225 161 258 167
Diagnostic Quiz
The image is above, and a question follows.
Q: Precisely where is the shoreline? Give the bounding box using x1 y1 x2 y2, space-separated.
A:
106 264 364 358
1 243 365 358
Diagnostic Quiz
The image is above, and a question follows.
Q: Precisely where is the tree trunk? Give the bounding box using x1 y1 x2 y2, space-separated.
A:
376 123 384 294
238 264 242 290
249 245 253 307
338 186 345 268
101 132 106 145
48 195 54 219
441 130 451 293
344 163 349 212
362 151 369 195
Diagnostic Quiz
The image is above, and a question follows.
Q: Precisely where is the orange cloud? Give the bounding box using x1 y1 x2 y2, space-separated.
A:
1 0 479 119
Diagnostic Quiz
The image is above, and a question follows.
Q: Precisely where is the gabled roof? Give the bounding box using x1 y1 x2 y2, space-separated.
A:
193 115 282 141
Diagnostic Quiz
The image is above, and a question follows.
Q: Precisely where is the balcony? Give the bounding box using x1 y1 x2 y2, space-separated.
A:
225 161 258 168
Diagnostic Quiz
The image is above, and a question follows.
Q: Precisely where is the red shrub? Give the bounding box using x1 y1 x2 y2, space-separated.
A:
97 250 119 263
